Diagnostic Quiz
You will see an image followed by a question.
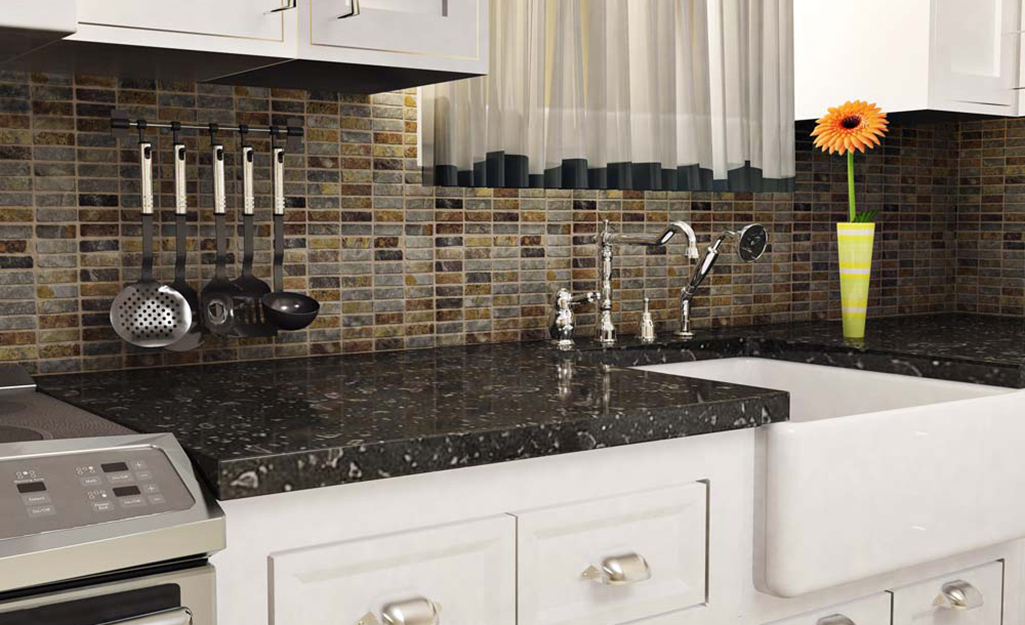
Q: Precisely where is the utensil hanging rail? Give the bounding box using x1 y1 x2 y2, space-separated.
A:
110 111 304 146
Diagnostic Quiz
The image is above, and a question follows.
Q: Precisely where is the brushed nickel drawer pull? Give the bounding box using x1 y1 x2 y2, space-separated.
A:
338 0 361 19
816 615 856 625
581 553 651 586
934 580 984 610
358 597 442 625
267 0 296 14
108 607 193 625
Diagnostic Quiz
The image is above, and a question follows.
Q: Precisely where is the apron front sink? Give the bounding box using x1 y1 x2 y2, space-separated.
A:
634 357 1024 597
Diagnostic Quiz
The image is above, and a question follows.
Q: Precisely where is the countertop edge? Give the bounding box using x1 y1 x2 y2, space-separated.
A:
209 389 790 500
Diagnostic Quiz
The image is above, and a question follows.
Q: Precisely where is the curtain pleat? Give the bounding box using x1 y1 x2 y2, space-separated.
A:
428 0 794 193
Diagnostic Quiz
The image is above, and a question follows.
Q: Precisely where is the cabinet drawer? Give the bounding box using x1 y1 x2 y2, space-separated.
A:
891 561 1003 625
270 515 516 625
765 593 892 625
514 483 708 625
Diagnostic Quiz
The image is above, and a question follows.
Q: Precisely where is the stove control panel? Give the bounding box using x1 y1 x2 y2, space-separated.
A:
0 446 194 540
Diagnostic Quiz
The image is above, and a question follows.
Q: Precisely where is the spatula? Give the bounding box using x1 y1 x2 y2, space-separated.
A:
166 142 203 352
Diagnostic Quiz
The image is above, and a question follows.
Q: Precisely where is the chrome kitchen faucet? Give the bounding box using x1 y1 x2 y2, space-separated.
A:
593 220 700 345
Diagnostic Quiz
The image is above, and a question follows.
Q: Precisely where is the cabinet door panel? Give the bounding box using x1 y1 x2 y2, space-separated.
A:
891 561 1003 625
310 0 478 57
270 515 516 625
515 483 708 625
304 0 485 72
76 0 287 43
931 0 1019 107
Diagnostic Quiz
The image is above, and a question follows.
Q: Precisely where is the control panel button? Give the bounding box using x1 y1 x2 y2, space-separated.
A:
141 483 160 494
130 460 148 470
119 495 146 508
134 470 154 481
80 476 103 487
106 472 133 485
27 505 55 518
147 494 166 505
92 501 114 512
21 493 50 506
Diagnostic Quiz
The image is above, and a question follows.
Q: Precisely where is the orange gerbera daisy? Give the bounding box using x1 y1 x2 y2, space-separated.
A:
811 100 888 155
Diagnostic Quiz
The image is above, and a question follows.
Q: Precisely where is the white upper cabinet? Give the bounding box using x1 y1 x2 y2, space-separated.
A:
4 0 488 92
931 0 1019 108
0 0 76 64
72 0 294 56
304 0 484 72
796 0 1022 120
218 0 489 92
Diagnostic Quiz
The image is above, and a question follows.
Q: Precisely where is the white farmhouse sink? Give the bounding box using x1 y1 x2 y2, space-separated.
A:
634 358 1025 597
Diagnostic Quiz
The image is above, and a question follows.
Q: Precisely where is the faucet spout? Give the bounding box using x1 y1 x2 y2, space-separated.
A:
605 221 699 260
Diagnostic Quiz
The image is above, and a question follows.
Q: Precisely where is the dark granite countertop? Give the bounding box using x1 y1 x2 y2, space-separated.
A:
36 341 788 500
36 313 1023 500
573 314 1025 388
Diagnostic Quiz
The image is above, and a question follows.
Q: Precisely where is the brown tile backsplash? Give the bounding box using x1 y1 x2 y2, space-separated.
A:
0 71 1020 374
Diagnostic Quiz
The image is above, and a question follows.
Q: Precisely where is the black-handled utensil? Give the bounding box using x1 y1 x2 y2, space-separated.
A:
261 146 320 331
166 142 203 352
200 143 240 336
231 144 276 337
110 142 193 348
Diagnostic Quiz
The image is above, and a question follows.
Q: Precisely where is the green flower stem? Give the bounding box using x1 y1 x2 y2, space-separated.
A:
847 151 856 222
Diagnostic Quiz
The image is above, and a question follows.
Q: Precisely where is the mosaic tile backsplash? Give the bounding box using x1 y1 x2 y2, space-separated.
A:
0 71 1021 374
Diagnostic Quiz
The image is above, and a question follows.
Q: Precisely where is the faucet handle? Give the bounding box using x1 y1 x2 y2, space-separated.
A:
549 288 598 350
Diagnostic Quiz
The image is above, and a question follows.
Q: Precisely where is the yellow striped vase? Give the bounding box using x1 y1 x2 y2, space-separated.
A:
836 222 875 339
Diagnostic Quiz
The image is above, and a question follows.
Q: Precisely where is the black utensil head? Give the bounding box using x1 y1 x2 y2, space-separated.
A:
262 292 320 331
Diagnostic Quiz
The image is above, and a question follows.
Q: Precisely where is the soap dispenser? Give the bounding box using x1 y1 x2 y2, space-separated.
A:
640 297 656 343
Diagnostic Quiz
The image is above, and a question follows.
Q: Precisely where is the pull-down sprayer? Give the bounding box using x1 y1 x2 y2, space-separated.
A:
676 223 768 338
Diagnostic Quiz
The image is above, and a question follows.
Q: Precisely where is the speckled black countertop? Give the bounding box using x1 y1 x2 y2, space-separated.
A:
576 314 1025 388
36 341 788 499
36 313 1023 500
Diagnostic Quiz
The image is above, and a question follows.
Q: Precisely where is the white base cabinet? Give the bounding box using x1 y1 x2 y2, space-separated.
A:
764 593 893 625
214 428 1025 625
270 516 515 625
515 484 708 625
891 562 1004 625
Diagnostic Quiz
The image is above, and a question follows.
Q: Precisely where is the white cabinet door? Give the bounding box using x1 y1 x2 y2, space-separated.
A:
514 483 708 625
270 515 516 625
300 0 487 74
71 0 296 59
930 0 1020 108
891 561 1004 625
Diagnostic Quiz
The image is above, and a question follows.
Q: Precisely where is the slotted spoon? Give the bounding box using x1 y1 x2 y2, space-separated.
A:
110 142 193 348
165 142 203 352
231 144 275 338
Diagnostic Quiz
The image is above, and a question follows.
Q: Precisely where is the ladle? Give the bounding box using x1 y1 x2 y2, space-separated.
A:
261 146 320 331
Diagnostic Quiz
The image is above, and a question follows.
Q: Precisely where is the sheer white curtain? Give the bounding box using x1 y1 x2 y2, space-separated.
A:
425 0 794 192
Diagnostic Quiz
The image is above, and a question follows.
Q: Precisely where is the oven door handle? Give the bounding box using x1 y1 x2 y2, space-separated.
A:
105 607 193 625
